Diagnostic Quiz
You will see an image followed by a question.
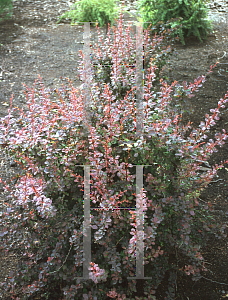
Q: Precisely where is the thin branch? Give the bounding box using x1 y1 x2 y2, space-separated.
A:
201 275 228 286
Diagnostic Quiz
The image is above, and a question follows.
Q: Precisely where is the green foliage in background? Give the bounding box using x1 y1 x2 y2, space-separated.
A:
0 0 13 22
132 0 214 45
56 0 125 28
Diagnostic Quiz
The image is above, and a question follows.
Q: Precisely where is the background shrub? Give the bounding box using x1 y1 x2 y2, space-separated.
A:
0 0 13 22
1 5 228 300
56 0 125 30
134 0 214 45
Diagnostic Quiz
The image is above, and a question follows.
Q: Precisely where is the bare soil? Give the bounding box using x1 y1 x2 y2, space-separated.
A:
1 0 228 299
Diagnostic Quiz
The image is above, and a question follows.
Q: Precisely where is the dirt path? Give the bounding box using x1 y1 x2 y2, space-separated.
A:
1 0 228 299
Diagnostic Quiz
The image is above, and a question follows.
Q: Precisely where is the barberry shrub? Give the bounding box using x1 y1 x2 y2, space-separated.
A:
0 0 13 23
134 0 214 45
1 6 228 300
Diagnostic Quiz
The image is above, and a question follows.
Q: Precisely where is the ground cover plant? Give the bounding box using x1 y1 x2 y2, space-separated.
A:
1 3 228 300
135 0 214 45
